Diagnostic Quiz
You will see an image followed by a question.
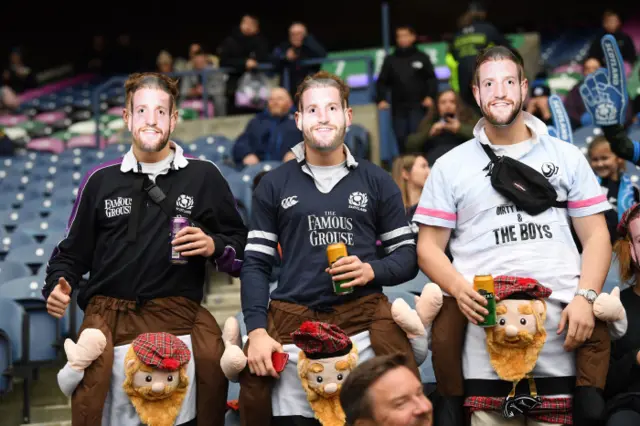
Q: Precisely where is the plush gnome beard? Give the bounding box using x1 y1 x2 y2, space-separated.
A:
484 277 551 384
292 321 359 426
123 332 191 426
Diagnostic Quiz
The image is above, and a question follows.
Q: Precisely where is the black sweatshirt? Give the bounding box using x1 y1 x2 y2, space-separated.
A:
43 146 247 308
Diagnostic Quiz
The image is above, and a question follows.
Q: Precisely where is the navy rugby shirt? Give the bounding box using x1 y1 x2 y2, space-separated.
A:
241 142 418 332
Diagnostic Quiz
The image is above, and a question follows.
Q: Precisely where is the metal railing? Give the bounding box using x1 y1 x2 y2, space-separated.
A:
91 56 375 147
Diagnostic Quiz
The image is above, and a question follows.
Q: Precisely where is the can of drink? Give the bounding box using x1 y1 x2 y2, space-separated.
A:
473 274 497 327
327 243 353 295
170 216 190 265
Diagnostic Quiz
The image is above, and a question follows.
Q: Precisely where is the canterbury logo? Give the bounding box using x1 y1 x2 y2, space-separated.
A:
281 196 299 210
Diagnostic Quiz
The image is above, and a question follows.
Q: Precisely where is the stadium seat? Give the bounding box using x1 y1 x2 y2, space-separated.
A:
0 260 32 284
572 125 602 147
383 288 417 308
4 243 58 275
0 274 59 363
345 124 371 159
0 208 40 231
241 161 282 181
27 137 65 155
0 114 29 127
190 135 233 163
391 270 430 295
1 230 38 252
629 128 640 142
0 297 27 394
18 217 67 243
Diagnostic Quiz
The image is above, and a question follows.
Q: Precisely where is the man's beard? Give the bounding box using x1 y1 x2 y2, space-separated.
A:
485 327 546 382
133 128 170 153
302 122 346 153
480 96 523 128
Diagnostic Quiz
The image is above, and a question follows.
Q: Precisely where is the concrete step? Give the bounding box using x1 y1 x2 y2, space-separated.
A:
207 305 243 325
21 422 70 426
29 402 71 424
205 289 240 310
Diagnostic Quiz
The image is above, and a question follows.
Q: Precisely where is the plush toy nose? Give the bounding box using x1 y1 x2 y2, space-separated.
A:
505 325 519 337
151 382 165 393
324 383 338 394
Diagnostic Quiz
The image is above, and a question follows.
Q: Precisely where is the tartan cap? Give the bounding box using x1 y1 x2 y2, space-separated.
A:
617 203 640 239
132 332 191 371
494 276 552 301
291 321 352 360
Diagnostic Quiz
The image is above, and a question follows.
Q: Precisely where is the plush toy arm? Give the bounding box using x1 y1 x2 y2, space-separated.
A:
593 288 628 340
220 316 247 382
57 363 85 397
64 328 107 372
608 315 628 340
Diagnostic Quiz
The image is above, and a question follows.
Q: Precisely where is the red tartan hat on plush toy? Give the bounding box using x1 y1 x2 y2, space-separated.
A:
132 332 191 371
291 321 353 360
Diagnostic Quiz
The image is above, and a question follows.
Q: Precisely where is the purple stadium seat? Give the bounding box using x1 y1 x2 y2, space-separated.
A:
180 99 214 117
34 111 67 125
67 135 103 149
107 106 124 115
27 138 65 154
0 114 29 127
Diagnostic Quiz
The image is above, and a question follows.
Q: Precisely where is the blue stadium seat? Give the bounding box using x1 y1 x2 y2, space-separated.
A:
1 230 37 251
1 189 42 210
20 198 53 217
572 125 602 147
0 208 39 231
0 261 32 284
214 163 238 180
0 297 27 394
0 275 59 364
4 243 57 275
628 127 640 143
383 289 417 309
18 217 67 243
225 172 252 223
241 162 282 181
390 270 430 295
192 135 234 163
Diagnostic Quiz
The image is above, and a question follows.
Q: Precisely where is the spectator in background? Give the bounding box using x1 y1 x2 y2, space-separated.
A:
109 34 140 74
218 14 270 115
340 354 433 426
180 49 227 116
449 1 510 114
564 57 634 129
273 22 327 98
587 10 637 67
78 35 109 75
156 50 174 74
232 87 301 166
392 154 430 231
376 25 438 154
406 89 479 164
526 72 552 125
3 48 36 94
0 85 20 113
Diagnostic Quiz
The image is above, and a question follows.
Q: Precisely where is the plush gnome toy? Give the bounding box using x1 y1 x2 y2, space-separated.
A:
123 332 191 426
291 321 359 426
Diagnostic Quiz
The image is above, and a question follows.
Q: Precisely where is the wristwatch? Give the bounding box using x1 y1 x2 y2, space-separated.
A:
575 289 598 304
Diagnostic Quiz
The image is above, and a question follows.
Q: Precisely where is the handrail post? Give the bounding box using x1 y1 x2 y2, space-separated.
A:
366 58 375 101
201 71 209 118
382 2 391 54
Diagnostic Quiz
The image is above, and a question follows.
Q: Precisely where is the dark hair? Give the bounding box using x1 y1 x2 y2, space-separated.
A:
295 71 350 111
340 354 410 425
124 72 179 112
396 25 416 35
473 45 525 87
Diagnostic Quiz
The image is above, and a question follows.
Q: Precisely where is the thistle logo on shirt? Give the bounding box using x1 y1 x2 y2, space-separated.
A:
104 197 132 218
348 192 368 212
176 194 194 215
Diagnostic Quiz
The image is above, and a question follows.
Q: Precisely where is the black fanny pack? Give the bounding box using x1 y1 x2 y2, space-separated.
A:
480 142 567 216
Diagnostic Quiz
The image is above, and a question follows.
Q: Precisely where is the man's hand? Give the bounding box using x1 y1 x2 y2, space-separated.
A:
377 100 390 110
443 117 461 134
422 96 434 109
325 255 375 288
429 121 446 137
452 282 488 325
172 226 215 257
243 153 260 166
247 329 283 378
47 277 72 318
557 296 595 351
246 58 258 70
636 349 640 366
282 151 296 162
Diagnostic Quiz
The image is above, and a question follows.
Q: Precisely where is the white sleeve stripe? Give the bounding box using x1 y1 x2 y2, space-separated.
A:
245 244 276 257
379 226 412 241
248 230 278 241
384 239 415 254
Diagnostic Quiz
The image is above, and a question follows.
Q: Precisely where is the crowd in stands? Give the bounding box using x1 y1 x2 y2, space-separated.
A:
1 3 640 426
